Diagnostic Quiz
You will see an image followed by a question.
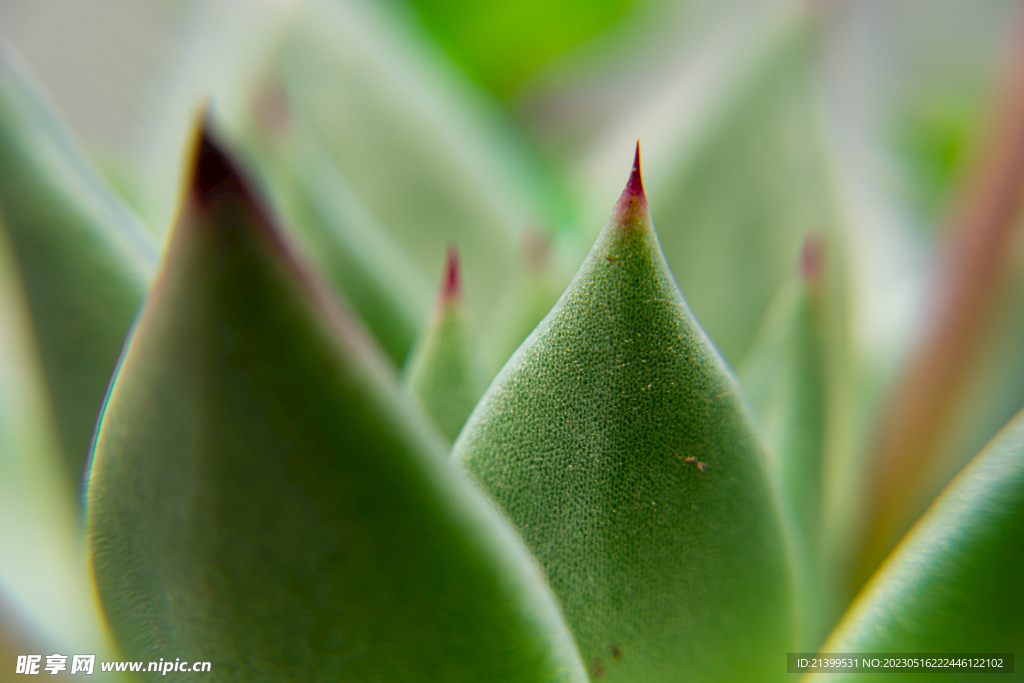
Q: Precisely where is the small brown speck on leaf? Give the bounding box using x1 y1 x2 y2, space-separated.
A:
684 456 708 472
609 643 622 659
605 255 618 262
590 658 605 679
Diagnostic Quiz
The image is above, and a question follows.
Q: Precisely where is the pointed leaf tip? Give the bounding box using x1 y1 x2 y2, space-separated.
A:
192 128 248 205
443 245 461 301
613 141 648 225
185 128 295 261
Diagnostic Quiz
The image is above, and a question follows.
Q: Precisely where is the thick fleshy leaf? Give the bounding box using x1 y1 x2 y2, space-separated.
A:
808 408 1024 682
0 45 156 484
0 220 123 677
453 149 795 682
404 248 483 444
87 132 587 683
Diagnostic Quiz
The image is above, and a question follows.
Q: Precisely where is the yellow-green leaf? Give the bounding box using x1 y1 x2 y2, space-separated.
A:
809 408 1024 682
453 148 795 682
87 132 587 683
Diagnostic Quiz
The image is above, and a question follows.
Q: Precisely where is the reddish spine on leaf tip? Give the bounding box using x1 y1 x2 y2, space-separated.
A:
442 246 461 302
626 140 644 197
799 234 826 286
613 140 649 226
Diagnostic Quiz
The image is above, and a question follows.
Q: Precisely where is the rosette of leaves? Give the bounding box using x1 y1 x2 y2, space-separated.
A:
3 1 1024 682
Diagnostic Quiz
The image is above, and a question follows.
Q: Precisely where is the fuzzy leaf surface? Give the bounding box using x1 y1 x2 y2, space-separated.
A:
454 151 795 682
86 133 587 683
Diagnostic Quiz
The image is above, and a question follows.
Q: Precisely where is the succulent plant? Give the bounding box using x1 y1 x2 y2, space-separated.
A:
2 1 1024 682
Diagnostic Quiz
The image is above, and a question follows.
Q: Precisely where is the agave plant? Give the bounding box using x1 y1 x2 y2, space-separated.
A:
2 0 1024 681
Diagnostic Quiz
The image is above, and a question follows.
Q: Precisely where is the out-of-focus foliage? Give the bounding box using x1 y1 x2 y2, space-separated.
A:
404 0 640 97
0 218 125 683
0 47 155 484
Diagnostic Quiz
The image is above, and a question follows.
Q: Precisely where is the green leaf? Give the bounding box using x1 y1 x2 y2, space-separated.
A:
812 408 1024 681
453 148 795 682
650 17 835 365
0 45 156 484
86 131 587 683
404 248 484 444
0 219 124 674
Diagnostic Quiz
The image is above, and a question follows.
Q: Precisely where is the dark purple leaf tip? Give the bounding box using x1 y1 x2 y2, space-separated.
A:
191 128 249 206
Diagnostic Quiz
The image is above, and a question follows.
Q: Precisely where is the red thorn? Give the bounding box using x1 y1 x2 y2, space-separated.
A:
613 141 648 224
799 234 827 285
442 246 461 301
627 140 644 197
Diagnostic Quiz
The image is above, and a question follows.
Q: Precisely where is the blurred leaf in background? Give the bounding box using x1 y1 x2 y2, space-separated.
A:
0 45 155 486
